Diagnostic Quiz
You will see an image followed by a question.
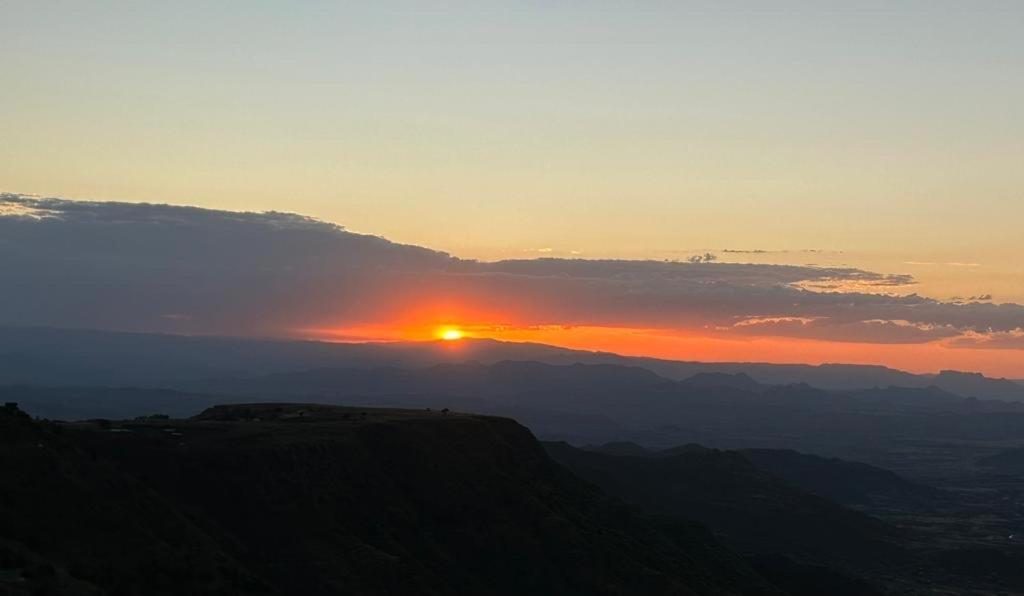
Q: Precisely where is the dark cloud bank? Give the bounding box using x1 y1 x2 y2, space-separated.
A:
2 193 1022 348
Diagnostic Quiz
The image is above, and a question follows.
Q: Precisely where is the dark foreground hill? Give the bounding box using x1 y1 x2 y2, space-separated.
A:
0 404 266 596
1 403 781 596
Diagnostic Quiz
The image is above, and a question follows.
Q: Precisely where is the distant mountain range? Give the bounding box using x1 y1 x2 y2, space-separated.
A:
7 324 1024 477
2 325 1023 401
8 357 1024 474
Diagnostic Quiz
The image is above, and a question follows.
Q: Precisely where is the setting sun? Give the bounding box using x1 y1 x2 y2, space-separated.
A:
438 327 464 341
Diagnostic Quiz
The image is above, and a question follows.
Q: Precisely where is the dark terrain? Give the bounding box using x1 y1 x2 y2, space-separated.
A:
543 442 905 570
6 327 1024 594
4 400 1024 594
546 443 1024 594
2 403 779 596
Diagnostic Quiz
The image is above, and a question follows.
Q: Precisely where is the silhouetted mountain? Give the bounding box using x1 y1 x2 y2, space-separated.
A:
11 358 1024 472
544 442 901 591
585 441 653 457
1 403 781 596
737 449 937 506
656 444 719 457
680 372 764 392
4 325 1024 401
932 370 1024 402
192 360 668 398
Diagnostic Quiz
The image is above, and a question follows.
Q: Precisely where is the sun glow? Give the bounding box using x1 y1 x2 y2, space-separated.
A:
304 318 1024 377
438 327 464 341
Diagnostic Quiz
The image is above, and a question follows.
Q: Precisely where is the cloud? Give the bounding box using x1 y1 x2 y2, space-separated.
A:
950 295 993 303
687 252 718 264
946 329 1024 350
2 193 1022 349
729 317 961 344
0 193 457 335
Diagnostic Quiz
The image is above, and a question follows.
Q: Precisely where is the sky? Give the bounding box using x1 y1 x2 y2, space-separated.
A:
2 3 1022 374
3 194 1023 377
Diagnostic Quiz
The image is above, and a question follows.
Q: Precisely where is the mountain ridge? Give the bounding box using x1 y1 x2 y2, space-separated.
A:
2 325 1023 400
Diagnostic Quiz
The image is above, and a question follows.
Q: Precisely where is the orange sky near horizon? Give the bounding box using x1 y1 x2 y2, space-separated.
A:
303 321 1024 380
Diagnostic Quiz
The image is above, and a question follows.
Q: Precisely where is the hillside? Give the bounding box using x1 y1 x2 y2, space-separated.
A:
581 442 935 507
543 442 904 570
0 404 266 595
738 449 937 506
1 403 779 596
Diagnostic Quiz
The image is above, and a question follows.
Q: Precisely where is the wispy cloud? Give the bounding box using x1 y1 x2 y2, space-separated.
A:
947 329 1024 350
